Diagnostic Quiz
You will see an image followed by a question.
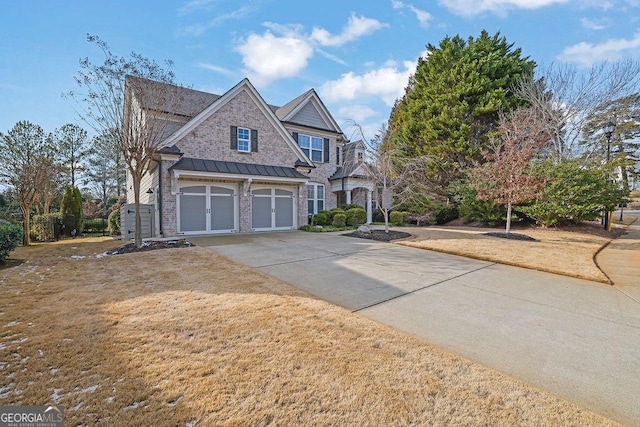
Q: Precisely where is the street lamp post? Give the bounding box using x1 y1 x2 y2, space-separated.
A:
603 121 615 230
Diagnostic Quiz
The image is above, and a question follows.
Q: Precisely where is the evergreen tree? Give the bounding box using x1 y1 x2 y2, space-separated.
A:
60 185 84 237
388 30 535 188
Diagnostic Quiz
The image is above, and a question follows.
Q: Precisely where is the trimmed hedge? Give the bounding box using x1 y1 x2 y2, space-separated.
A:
346 208 367 226
0 220 22 263
390 211 409 226
83 218 108 234
312 212 329 226
332 213 347 227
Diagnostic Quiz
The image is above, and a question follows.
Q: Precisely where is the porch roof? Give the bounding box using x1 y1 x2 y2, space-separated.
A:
168 157 309 180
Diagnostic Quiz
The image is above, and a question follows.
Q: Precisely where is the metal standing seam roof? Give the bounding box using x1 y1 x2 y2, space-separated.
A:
168 157 309 179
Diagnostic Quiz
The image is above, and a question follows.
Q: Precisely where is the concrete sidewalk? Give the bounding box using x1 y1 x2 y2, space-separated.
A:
597 212 640 302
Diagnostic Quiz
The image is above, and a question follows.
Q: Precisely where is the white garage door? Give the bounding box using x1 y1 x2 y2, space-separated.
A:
251 187 295 231
178 184 237 234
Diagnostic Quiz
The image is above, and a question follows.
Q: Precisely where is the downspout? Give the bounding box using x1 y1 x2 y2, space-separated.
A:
150 158 163 236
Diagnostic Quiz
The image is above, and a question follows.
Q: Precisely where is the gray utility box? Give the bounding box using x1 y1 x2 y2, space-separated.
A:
120 204 155 240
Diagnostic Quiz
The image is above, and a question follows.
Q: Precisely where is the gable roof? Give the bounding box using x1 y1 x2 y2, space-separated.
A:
126 75 219 118
157 78 312 165
276 88 343 134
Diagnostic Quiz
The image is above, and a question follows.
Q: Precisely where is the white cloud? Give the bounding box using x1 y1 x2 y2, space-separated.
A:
437 0 568 16
196 63 237 79
580 17 612 30
319 61 416 107
311 13 387 47
179 6 254 36
235 31 314 86
558 31 640 67
392 0 433 28
234 15 386 86
338 105 378 124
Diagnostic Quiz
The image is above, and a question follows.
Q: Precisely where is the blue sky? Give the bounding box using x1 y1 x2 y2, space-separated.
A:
2 0 640 141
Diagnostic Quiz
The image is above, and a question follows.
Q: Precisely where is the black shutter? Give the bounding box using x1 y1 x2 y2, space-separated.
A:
251 129 258 152
230 126 237 150
292 132 298 144
323 138 330 163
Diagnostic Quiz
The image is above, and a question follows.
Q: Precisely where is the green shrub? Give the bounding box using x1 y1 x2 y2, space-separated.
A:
312 212 329 226
0 220 22 263
83 218 108 234
108 209 121 235
390 211 409 226
433 205 459 225
346 208 367 226
518 159 627 227
60 185 84 237
332 213 347 227
31 213 61 242
341 203 363 211
327 208 346 222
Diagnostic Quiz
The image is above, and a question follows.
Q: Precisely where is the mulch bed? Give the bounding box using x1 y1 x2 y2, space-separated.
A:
109 239 194 255
343 229 413 242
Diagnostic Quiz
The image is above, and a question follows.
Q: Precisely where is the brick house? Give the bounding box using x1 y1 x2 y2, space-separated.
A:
125 76 375 236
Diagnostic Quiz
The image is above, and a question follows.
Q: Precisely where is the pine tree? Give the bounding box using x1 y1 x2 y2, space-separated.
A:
388 30 535 188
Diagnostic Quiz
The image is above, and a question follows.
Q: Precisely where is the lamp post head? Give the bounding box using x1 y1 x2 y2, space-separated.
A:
603 121 615 138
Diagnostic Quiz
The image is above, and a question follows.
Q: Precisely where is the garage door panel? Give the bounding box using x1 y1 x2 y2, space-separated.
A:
275 195 293 228
252 196 272 229
211 195 235 230
180 195 206 232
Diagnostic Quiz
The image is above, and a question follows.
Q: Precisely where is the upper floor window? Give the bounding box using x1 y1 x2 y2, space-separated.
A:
230 126 258 152
237 127 250 152
298 134 323 162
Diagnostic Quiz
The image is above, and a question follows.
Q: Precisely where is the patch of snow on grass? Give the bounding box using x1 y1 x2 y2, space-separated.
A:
79 385 99 394
4 320 20 327
51 388 63 403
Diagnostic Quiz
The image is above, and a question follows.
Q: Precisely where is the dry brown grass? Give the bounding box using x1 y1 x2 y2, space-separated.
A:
0 237 618 425
398 221 626 283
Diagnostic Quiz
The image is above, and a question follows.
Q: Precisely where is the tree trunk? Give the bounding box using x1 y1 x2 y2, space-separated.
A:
383 209 389 233
20 203 31 246
505 202 512 235
133 174 142 247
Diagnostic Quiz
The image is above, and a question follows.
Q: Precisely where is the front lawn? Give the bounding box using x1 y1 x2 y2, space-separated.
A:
0 237 616 425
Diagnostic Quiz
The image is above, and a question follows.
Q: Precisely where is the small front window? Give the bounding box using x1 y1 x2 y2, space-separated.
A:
237 127 250 152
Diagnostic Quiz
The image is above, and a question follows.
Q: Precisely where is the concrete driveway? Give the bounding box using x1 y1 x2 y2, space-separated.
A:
191 231 640 425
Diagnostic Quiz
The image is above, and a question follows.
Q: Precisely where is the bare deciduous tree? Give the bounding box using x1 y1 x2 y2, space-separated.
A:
67 35 182 247
515 60 640 160
348 123 440 233
471 107 552 235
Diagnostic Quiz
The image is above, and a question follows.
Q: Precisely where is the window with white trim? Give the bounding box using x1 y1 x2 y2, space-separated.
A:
298 134 323 162
237 127 250 152
307 183 324 215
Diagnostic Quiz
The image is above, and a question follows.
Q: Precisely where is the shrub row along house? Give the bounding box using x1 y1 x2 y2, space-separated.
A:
124 76 374 237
